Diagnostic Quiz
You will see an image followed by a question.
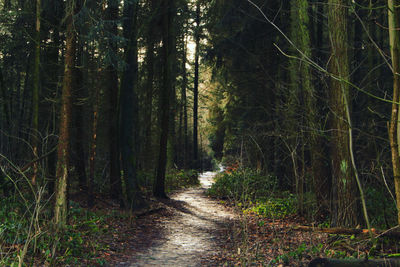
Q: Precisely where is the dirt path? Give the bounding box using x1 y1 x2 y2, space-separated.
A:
125 172 235 266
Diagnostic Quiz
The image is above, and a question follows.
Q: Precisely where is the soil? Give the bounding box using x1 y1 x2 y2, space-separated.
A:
117 172 236 267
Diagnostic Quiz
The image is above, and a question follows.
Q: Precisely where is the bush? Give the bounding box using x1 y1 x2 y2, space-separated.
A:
244 193 297 219
207 168 278 203
365 186 397 228
165 169 200 192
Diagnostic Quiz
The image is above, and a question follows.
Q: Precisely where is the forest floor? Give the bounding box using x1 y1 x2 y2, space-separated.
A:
101 172 237 266
86 172 390 267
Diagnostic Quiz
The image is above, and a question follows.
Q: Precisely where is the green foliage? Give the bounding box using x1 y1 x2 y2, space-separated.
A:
207 169 278 203
270 243 324 265
165 169 200 192
365 186 397 228
0 196 110 266
244 193 297 219
52 202 109 265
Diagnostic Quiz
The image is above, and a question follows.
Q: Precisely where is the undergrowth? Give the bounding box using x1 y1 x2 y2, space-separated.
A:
0 169 199 266
208 168 400 266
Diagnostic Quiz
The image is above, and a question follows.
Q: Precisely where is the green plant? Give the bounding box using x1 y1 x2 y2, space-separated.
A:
165 169 199 192
244 193 297 219
207 168 278 203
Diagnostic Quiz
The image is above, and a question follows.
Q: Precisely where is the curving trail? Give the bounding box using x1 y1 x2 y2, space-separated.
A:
126 172 235 267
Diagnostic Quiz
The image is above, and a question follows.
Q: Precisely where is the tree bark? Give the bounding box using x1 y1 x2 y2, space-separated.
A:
105 0 122 203
182 37 189 169
119 0 143 209
53 0 76 229
387 0 400 225
88 75 99 208
32 0 41 185
154 0 176 198
192 0 200 170
73 43 88 192
328 0 359 227
143 0 156 171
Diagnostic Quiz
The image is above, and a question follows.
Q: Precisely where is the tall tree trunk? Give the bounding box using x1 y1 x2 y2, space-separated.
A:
178 36 188 168
32 0 41 185
154 0 176 198
143 0 156 171
328 0 359 227
387 0 400 225
73 43 88 192
167 76 177 169
88 74 99 208
53 0 76 229
44 0 62 197
192 0 200 170
119 0 143 209
105 0 122 202
310 0 331 219
182 37 189 169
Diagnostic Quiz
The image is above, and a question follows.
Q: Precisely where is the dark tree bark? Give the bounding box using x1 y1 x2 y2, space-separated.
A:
143 0 157 171
178 36 188 168
154 0 176 198
53 0 76 229
32 0 41 185
328 0 359 227
192 0 200 170
105 0 122 203
88 74 99 208
119 0 143 209
72 43 88 192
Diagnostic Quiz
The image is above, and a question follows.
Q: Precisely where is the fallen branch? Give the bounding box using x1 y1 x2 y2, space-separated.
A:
308 257 400 267
293 225 400 238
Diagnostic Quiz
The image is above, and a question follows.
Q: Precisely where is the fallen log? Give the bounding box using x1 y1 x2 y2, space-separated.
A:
293 225 400 238
308 257 400 267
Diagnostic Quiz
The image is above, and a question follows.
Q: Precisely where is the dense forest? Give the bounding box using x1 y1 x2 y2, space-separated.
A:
2 0 400 265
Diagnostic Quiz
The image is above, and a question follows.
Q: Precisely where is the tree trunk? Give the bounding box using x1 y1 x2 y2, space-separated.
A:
32 0 41 185
88 75 99 209
143 0 156 171
182 37 189 169
328 0 359 227
192 0 200 170
53 0 76 229
154 0 176 198
105 0 122 203
73 43 88 192
387 0 400 225
119 0 143 210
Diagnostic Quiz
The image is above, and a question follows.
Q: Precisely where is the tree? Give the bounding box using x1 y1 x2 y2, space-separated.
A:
154 0 176 198
53 0 77 229
328 0 359 227
32 0 41 185
192 0 200 170
143 0 157 171
387 0 400 225
119 0 143 209
105 0 122 202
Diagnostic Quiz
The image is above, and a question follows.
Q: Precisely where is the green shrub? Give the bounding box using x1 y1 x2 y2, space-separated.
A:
244 193 297 219
165 169 199 192
365 186 397 228
207 168 278 202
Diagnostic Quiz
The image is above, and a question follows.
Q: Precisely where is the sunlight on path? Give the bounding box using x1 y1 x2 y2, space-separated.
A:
125 171 234 267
